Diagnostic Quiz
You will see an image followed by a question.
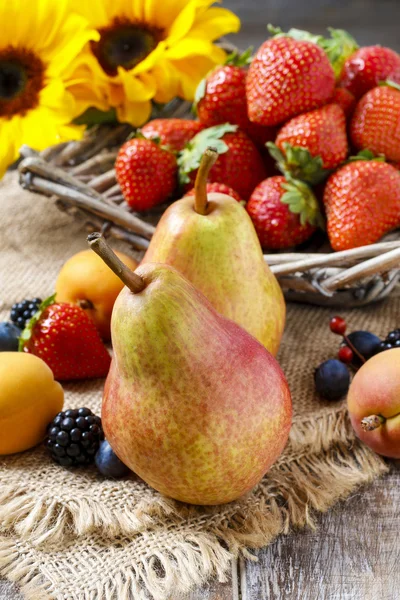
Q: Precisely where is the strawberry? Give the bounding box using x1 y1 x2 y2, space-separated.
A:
194 49 276 150
268 104 348 184
140 119 204 153
19 296 111 381
115 138 177 211
178 124 266 201
339 46 400 98
324 161 400 251
246 36 335 126
330 87 356 118
186 182 242 203
350 84 400 163
246 175 323 249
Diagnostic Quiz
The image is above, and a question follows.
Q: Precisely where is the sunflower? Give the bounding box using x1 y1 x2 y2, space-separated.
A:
68 0 240 126
0 0 98 177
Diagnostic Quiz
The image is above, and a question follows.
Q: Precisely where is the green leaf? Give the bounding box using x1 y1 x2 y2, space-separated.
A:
18 294 56 352
281 179 324 229
380 79 400 91
177 123 238 186
348 149 386 162
194 78 207 107
225 47 254 67
268 142 331 185
73 107 118 127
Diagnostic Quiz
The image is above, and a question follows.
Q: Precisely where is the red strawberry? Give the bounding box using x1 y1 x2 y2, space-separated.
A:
330 88 356 118
324 161 400 250
246 175 323 249
115 138 177 211
246 36 335 126
339 46 400 99
194 50 276 150
141 119 204 152
20 296 111 381
178 124 266 201
350 84 400 163
186 182 242 203
268 104 348 184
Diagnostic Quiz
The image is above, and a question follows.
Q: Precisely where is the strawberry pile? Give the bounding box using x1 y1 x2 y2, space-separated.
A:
115 26 400 251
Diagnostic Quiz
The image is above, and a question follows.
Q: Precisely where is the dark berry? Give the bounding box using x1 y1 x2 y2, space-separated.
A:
342 330 382 365
10 297 42 329
379 328 400 352
314 359 350 401
78 407 91 417
0 322 21 352
338 346 353 364
95 440 131 478
330 316 347 336
45 408 103 467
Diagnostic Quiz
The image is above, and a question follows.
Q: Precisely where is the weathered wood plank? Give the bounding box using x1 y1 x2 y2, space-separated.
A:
184 560 238 600
241 464 400 600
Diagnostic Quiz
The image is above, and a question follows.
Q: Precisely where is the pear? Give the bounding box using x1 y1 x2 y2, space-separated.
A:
88 234 292 505
142 148 285 356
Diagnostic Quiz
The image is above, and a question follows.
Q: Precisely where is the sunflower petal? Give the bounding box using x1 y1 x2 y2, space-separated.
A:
20 108 84 151
166 39 227 62
0 118 20 178
188 7 241 40
166 0 215 44
117 70 157 102
116 100 152 127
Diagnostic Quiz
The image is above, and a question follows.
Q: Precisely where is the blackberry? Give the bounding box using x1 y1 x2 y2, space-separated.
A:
10 298 42 329
378 328 400 352
45 407 104 467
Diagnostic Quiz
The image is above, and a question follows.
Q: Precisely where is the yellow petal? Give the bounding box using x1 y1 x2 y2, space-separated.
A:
131 42 168 76
116 100 152 127
118 70 157 102
151 60 181 103
68 0 110 28
166 39 226 61
0 118 21 178
188 7 241 40
171 53 224 99
167 0 215 45
20 108 84 151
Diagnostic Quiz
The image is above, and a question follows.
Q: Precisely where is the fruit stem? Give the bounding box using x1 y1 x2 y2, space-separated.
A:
87 233 145 294
360 414 386 431
343 334 366 364
194 146 218 215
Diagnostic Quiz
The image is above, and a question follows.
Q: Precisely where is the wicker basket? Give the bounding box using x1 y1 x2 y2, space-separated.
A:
17 107 400 308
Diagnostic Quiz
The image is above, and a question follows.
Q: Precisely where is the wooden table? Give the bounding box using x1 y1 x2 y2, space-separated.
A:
2 2 400 598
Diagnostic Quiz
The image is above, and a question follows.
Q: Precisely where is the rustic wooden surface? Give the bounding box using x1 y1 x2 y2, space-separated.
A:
2 1 400 599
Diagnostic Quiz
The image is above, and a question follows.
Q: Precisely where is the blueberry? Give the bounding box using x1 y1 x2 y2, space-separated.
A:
0 322 21 352
342 330 381 364
314 359 350 401
95 441 131 478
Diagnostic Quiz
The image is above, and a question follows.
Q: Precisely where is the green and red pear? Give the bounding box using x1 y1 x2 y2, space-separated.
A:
88 235 292 505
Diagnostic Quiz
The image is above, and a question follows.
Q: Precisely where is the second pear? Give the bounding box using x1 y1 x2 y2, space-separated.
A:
142 147 285 355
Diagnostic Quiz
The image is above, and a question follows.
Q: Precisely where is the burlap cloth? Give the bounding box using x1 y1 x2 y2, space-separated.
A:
0 172 393 600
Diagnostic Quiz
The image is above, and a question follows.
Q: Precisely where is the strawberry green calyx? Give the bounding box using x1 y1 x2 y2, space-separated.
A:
267 142 330 185
267 25 358 79
18 294 56 352
177 123 237 185
380 79 400 91
225 47 253 67
347 149 386 162
281 178 324 229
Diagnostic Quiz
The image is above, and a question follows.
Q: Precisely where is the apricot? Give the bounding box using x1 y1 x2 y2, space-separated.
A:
55 248 138 340
347 348 400 458
0 353 64 455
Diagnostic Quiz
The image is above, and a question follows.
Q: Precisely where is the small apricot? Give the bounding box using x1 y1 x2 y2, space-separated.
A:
347 348 400 458
55 248 138 340
0 353 64 455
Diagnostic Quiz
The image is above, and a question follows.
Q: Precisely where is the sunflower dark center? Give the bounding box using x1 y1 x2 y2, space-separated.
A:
91 18 164 77
0 47 44 118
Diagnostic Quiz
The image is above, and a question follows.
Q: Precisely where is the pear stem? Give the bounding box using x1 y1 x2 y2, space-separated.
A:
87 232 146 294
194 147 219 215
360 414 386 431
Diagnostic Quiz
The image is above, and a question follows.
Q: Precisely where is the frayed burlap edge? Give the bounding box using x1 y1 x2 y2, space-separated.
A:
0 436 388 600
0 408 386 548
